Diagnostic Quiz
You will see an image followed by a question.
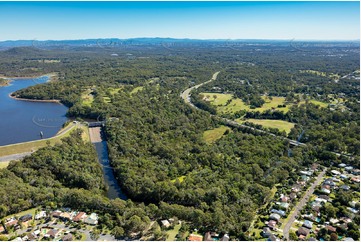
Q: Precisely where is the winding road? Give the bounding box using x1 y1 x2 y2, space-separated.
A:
180 71 356 157
283 168 326 240
180 71 306 147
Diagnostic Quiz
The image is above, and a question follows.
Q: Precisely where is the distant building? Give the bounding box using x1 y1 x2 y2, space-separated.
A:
62 234 73 241
269 213 281 221
325 225 337 233
303 220 313 229
188 234 203 241
19 214 32 222
267 220 277 230
73 212 87 222
84 213 98 225
161 220 171 228
221 234 230 241
35 211 47 220
297 227 310 237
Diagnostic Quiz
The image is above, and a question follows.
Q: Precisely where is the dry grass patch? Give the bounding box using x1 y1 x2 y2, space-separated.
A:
203 125 231 143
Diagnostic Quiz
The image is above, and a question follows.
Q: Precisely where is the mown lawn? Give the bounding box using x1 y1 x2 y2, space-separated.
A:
166 224 181 241
203 125 231 143
3 207 39 220
201 93 233 105
238 119 295 134
201 93 289 113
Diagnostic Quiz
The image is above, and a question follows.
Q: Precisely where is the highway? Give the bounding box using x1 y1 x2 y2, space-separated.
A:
180 71 306 147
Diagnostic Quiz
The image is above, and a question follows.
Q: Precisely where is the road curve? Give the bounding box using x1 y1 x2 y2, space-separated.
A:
180 71 306 147
0 152 34 162
181 71 220 108
283 168 326 240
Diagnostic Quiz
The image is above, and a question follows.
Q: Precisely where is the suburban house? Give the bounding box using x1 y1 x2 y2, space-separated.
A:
262 227 272 238
270 209 286 217
188 234 203 241
325 225 337 233
267 220 277 230
297 227 310 237
73 212 87 222
269 213 281 221
59 212 72 221
46 229 60 239
161 220 171 228
51 210 62 218
302 220 313 229
35 211 47 220
84 213 98 225
19 214 33 223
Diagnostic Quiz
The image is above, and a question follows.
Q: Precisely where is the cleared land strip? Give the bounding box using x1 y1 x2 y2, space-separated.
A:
283 168 326 240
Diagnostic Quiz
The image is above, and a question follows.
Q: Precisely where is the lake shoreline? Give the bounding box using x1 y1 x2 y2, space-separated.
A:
9 93 62 104
0 72 58 87
6 73 62 104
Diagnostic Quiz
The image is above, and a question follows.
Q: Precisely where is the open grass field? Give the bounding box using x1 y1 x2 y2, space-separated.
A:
299 100 328 108
81 89 94 106
0 123 90 157
238 119 295 134
130 86 144 95
201 93 290 113
102 87 123 103
203 125 231 143
3 207 39 220
166 223 181 241
202 92 330 114
0 161 10 169
300 70 340 80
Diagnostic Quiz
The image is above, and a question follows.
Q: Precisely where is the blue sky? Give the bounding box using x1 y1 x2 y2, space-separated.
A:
0 1 359 40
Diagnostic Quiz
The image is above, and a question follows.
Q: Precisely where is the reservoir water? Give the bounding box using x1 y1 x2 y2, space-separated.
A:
0 76 68 146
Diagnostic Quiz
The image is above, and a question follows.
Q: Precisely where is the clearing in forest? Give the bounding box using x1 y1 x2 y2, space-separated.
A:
130 86 144 95
203 125 231 143
201 93 289 113
81 89 94 106
238 119 295 134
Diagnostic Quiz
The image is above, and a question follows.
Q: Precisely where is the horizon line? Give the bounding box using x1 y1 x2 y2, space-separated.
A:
1 37 360 42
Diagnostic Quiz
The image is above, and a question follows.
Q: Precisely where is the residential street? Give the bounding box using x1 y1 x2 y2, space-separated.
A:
283 168 326 240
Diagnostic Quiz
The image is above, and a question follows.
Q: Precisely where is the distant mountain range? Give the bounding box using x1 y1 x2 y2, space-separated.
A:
0 38 358 49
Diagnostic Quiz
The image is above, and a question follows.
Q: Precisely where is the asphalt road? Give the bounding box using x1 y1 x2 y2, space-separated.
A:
283 168 326 240
0 152 34 162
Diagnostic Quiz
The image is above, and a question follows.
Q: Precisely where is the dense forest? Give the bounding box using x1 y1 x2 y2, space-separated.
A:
0 42 359 240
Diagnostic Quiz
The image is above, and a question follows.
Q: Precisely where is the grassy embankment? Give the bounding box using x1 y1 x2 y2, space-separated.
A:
0 123 90 160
